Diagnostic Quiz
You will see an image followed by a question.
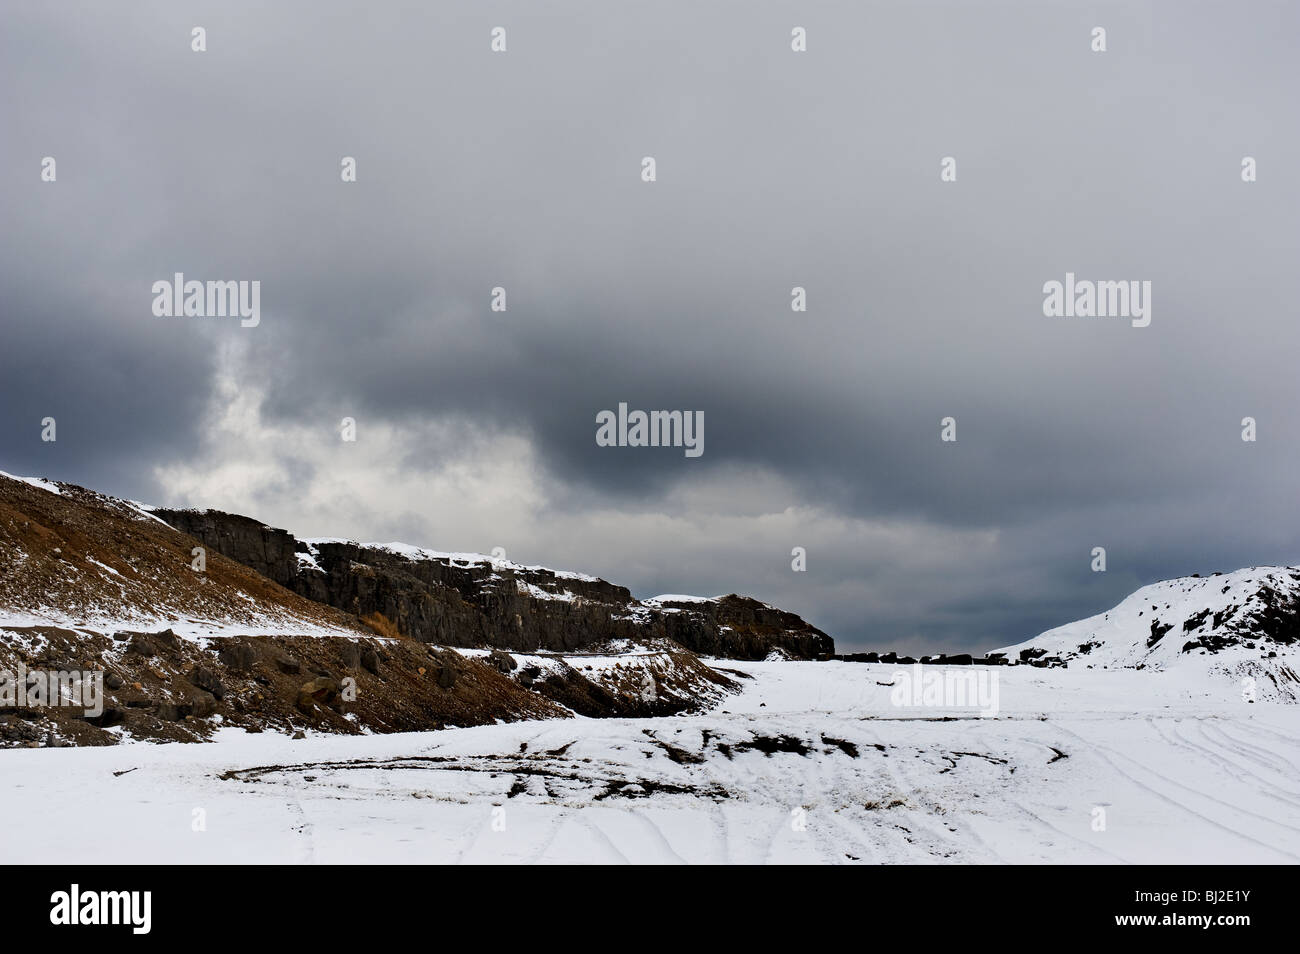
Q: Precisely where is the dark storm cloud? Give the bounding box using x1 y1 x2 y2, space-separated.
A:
2 1 1298 650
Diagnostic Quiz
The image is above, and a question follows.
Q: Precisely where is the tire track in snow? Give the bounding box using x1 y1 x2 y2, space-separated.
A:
1054 723 1300 861
819 806 893 863
1231 717 1300 751
859 725 975 861
1207 721 1300 777
629 808 689 864
1001 797 1129 864
577 810 633 863
285 797 316 864
524 810 570 864
1164 719 1300 805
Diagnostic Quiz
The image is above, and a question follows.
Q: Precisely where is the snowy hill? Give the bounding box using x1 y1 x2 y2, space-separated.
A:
1001 566 1300 700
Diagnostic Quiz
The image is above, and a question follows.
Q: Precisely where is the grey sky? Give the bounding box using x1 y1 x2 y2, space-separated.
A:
3 1 1297 653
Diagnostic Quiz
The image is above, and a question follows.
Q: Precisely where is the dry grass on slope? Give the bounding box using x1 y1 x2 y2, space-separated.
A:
0 474 369 636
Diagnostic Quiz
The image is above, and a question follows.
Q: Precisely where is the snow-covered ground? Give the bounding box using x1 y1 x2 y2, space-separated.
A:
2 659 1296 864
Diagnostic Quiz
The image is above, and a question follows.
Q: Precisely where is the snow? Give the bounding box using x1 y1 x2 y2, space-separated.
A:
2 658 1295 864
450 647 675 682
998 566 1300 699
122 500 175 526
302 538 601 582
295 548 324 574
85 557 122 577
0 470 62 495
644 594 716 605
515 580 578 602
0 604 361 643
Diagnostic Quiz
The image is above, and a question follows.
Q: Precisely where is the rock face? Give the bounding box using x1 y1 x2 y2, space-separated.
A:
647 595 834 660
151 509 303 589
155 510 834 660
0 624 568 747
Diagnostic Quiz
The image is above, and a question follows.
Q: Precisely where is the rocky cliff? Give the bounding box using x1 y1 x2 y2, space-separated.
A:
154 509 834 660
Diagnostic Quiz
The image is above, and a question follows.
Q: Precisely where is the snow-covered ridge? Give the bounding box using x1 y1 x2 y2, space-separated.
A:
134 510 602 585
641 594 783 616
999 565 1300 699
0 470 61 495
0 471 166 526
302 538 600 583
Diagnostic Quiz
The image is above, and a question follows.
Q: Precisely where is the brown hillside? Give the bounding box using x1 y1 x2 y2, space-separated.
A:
0 473 368 637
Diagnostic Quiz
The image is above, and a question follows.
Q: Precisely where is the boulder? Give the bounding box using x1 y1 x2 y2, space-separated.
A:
275 655 302 676
84 707 127 728
189 665 225 700
187 691 219 719
295 677 342 714
217 641 258 672
125 636 156 659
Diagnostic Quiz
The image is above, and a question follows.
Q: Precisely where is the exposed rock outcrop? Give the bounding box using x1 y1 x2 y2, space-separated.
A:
0 625 568 746
155 509 834 660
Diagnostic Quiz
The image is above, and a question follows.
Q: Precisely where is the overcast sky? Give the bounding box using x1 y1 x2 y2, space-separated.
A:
3 1 1297 653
